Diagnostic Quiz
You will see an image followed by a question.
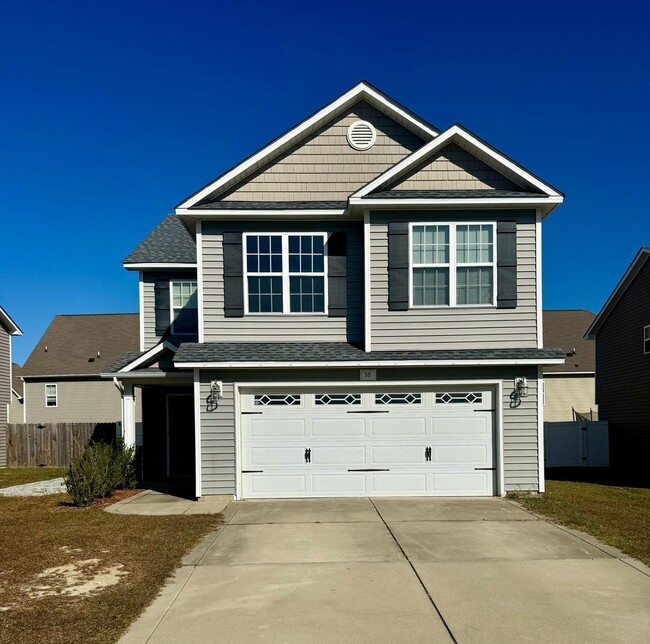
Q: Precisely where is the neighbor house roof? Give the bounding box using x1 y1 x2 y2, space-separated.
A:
12 363 24 398
585 247 650 339
123 215 196 267
173 342 565 367
543 310 596 373
0 306 23 336
22 314 139 378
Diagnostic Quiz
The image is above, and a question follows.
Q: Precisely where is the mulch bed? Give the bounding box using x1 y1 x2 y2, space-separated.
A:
92 489 144 509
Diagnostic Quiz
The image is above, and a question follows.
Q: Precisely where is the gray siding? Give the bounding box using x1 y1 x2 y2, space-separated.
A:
202 221 364 343
544 375 597 422
198 366 539 496
595 258 650 482
24 379 142 423
142 270 197 350
390 142 521 191
370 210 538 350
8 395 24 423
0 328 9 467
214 100 424 202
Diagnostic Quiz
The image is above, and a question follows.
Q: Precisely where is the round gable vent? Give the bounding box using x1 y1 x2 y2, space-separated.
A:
347 120 376 151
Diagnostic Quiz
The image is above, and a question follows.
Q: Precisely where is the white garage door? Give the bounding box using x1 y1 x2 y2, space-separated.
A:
240 387 496 498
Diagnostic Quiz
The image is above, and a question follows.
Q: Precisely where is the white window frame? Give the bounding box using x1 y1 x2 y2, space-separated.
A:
45 383 58 408
170 280 198 335
644 325 650 354
243 232 329 315
409 222 497 308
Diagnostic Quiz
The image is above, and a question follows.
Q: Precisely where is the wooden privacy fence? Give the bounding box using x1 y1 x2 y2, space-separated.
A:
6 423 118 467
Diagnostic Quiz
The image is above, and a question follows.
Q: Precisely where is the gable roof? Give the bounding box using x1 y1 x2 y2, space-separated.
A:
0 306 22 336
585 247 650 339
350 124 564 213
543 310 596 373
22 314 139 378
12 363 24 398
123 215 196 268
175 81 439 212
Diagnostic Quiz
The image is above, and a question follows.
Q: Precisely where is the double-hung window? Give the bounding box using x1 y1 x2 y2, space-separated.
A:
45 384 57 407
245 233 327 314
171 281 198 334
411 223 495 307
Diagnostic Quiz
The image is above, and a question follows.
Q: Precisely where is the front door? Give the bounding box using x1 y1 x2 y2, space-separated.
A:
166 394 195 477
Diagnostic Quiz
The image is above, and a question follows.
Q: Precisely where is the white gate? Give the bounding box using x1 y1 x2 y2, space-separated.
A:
544 421 609 467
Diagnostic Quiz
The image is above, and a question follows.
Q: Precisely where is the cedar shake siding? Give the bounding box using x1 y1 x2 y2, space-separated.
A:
389 142 522 191
198 366 540 496
142 270 198 350
201 221 364 343
0 328 10 467
595 259 650 482
213 101 425 203
370 210 538 350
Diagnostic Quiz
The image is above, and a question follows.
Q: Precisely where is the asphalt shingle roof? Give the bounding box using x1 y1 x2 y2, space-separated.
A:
369 189 546 199
11 363 23 396
22 314 140 377
543 310 596 373
189 200 347 210
174 342 565 364
123 215 196 265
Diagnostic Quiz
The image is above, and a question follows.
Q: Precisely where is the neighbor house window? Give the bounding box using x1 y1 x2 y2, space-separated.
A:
171 281 198 334
645 325 650 354
411 223 495 307
244 233 327 314
45 384 57 407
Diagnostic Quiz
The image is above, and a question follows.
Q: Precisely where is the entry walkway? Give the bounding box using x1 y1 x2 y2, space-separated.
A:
120 497 650 643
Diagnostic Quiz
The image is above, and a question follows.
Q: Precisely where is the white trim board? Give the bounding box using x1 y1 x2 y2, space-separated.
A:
351 124 563 200
349 197 562 209
176 209 348 217
193 370 202 498
175 82 438 211
0 306 23 335
119 340 178 373
124 263 197 271
177 358 564 369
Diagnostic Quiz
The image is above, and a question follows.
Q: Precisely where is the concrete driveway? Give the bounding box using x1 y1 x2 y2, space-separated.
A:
121 497 650 644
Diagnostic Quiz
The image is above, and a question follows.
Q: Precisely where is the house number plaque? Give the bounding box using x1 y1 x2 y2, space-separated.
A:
360 369 377 381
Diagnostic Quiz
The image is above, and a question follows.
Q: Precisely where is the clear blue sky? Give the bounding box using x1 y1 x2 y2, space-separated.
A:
2 1 648 364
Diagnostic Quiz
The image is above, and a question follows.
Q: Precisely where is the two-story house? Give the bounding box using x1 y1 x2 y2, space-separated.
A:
105 82 565 498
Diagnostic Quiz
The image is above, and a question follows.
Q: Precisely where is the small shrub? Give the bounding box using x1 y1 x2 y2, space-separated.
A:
65 440 137 507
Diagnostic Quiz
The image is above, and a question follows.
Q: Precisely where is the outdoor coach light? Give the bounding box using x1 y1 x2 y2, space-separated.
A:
210 380 223 399
515 377 528 397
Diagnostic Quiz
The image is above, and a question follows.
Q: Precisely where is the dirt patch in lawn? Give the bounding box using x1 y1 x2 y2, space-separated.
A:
509 480 650 566
0 494 221 643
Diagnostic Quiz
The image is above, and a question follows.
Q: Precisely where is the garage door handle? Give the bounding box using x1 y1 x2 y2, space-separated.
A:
347 410 390 414
305 448 311 463
474 467 496 471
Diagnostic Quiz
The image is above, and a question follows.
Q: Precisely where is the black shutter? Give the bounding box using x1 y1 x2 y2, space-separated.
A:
497 220 517 309
388 222 409 311
154 281 170 336
223 232 244 317
327 232 347 317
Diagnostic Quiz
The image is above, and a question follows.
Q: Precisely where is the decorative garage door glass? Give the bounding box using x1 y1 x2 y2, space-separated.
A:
240 389 496 498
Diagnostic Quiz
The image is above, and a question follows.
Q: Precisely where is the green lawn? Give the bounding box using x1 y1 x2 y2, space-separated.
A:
509 480 650 566
0 494 221 644
0 467 68 488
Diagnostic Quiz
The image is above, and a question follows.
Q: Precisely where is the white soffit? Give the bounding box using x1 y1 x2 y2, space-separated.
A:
175 82 439 211
351 125 564 199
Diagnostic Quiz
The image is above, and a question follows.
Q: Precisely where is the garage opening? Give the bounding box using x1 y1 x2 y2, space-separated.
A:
239 387 497 498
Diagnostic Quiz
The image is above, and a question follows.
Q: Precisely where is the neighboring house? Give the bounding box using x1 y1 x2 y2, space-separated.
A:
1 306 23 467
543 310 597 422
22 314 141 423
586 247 650 484
106 81 565 498
8 363 25 423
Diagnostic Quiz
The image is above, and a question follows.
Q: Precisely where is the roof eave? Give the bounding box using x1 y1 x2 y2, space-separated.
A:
585 247 650 339
0 307 23 336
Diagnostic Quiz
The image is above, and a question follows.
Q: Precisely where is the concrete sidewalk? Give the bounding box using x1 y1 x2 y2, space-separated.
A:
106 490 231 515
120 497 650 644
